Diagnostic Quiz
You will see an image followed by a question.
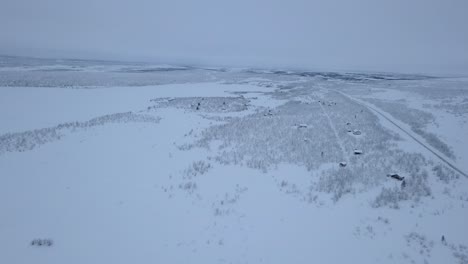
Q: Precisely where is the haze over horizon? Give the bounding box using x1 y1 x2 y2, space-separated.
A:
2 2 468 263
1 0 468 75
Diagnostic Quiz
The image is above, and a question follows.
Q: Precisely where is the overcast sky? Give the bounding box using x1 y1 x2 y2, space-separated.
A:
1 0 468 74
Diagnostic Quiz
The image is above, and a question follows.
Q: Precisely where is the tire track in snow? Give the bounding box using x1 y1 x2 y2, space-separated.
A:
312 95 348 163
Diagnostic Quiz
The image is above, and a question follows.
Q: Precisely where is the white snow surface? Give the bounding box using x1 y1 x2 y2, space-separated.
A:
1 58 468 264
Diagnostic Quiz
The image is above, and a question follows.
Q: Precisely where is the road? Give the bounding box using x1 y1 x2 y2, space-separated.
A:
334 89 468 178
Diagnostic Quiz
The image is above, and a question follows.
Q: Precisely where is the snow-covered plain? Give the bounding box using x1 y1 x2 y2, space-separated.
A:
1 56 468 264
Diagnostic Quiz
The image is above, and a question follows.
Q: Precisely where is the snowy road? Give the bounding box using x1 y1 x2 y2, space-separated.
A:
335 89 468 178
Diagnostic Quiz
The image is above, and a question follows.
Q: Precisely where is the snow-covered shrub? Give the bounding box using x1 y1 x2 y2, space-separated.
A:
0 112 160 155
149 96 249 113
30 239 53 247
364 98 455 159
404 232 433 258
193 100 345 172
432 164 459 183
373 169 431 208
413 128 456 160
318 167 355 202
432 99 468 116
373 186 407 209
183 160 212 179
179 181 197 194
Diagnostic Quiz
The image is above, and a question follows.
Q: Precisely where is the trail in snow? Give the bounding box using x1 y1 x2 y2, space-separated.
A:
335 90 468 178
313 95 348 163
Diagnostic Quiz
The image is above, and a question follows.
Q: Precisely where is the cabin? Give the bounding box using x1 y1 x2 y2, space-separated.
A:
264 110 273 116
354 149 363 155
387 173 405 181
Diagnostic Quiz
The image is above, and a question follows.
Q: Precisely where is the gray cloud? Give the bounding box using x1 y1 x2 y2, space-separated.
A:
1 0 468 74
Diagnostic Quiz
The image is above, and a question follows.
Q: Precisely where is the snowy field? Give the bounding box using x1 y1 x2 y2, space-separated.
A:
1 56 468 264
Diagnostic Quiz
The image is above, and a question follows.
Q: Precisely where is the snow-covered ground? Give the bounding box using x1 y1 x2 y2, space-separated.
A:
1 56 468 264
